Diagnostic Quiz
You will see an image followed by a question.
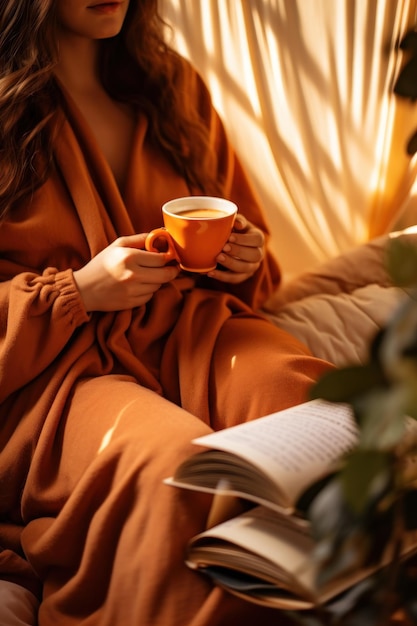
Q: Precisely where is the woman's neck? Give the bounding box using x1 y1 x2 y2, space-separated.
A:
53 31 137 194
54 33 101 95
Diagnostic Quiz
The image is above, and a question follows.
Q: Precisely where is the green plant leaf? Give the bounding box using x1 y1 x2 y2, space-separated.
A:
310 364 386 405
340 450 391 514
354 388 408 450
385 237 417 287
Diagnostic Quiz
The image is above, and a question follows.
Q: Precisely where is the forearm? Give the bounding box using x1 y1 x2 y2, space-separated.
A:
0 268 89 402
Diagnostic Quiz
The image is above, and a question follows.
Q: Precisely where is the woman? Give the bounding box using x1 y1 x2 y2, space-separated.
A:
0 0 332 624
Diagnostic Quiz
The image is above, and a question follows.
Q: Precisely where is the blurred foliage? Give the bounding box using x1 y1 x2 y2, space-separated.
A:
281 27 417 624
290 236 417 625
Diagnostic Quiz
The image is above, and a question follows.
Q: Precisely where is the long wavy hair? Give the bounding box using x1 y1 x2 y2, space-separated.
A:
0 0 222 220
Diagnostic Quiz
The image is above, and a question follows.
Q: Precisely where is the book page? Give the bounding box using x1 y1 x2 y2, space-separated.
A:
190 399 358 505
187 506 316 600
187 505 417 611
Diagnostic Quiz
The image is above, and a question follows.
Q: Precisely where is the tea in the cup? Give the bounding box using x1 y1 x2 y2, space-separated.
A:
176 208 228 219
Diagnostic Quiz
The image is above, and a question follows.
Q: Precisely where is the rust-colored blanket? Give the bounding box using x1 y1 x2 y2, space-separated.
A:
0 64 330 625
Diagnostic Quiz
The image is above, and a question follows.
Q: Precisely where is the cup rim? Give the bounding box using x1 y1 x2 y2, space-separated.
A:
162 195 238 218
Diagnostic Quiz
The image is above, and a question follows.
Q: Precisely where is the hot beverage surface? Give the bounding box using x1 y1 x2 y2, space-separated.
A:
176 208 227 219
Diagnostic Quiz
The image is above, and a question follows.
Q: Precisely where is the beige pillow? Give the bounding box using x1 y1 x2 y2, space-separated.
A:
262 230 416 366
264 284 407 366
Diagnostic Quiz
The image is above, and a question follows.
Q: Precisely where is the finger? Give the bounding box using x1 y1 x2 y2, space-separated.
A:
112 234 148 249
233 214 249 231
131 248 179 269
135 264 180 284
228 229 265 249
221 243 264 264
216 252 261 276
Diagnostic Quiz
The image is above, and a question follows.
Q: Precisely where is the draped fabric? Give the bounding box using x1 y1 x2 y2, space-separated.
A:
160 0 417 279
0 66 332 625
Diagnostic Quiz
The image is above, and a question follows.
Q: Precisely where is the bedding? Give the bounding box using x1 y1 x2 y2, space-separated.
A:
263 229 417 366
265 283 406 366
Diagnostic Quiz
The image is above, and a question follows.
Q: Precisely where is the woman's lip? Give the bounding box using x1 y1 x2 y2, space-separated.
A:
87 2 122 11
88 1 121 5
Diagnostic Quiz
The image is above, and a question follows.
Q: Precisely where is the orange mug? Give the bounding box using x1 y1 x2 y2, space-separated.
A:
145 196 238 273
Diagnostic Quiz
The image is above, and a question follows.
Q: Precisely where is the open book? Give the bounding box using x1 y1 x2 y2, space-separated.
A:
166 399 358 516
165 399 417 610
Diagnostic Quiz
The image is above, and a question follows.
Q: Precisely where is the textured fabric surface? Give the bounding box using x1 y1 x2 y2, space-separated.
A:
264 284 407 366
263 229 417 366
0 59 331 626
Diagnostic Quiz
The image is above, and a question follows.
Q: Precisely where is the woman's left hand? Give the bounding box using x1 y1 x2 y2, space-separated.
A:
208 214 265 284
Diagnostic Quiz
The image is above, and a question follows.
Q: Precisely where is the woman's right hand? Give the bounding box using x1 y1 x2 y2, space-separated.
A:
73 234 179 312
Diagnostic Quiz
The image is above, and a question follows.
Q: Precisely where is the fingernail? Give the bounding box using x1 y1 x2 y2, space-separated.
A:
217 253 226 261
223 244 231 252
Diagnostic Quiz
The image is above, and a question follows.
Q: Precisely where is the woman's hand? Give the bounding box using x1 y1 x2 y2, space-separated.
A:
73 234 179 312
208 215 265 284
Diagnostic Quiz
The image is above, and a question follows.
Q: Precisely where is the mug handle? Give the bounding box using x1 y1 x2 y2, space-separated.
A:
145 228 178 262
